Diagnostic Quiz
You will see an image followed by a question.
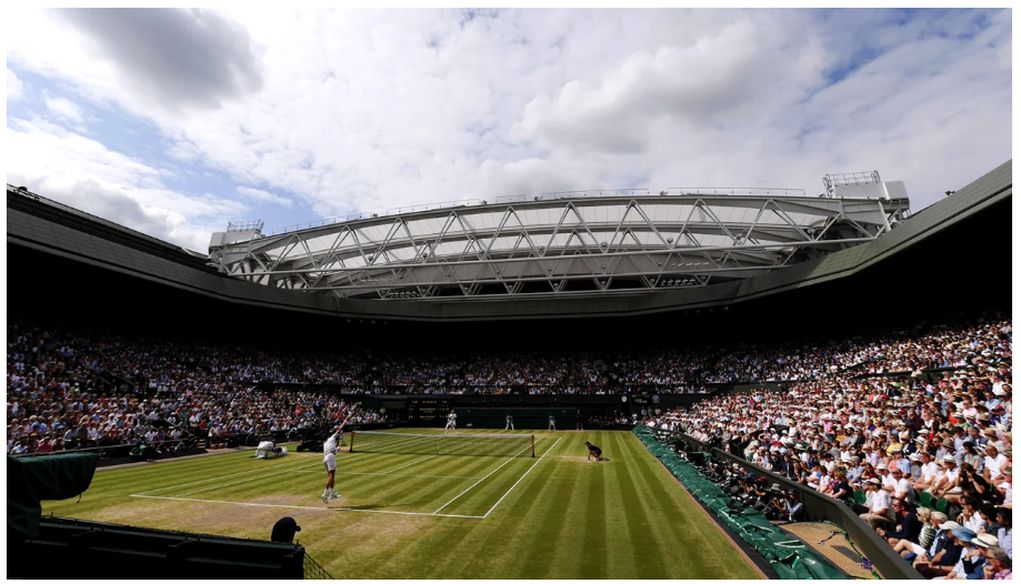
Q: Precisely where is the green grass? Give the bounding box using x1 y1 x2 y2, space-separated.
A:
41 429 759 579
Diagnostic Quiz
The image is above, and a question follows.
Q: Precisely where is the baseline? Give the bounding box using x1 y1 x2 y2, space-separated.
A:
128 493 484 519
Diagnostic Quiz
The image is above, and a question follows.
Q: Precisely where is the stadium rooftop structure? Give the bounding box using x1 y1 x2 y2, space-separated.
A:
208 172 910 301
6 160 1010 321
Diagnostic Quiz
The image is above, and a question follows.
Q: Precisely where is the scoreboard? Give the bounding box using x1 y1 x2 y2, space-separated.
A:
407 398 452 424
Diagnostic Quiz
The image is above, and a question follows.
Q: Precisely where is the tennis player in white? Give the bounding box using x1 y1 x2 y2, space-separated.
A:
321 417 348 502
444 410 457 433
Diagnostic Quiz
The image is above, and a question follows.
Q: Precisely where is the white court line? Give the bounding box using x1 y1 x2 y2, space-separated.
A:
430 440 536 514
129 493 483 519
482 436 563 518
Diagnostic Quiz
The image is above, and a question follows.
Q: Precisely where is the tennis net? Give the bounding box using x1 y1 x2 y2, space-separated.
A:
349 431 536 458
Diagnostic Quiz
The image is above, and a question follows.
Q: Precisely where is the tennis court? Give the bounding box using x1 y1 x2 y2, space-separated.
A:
42 430 761 578
131 429 562 519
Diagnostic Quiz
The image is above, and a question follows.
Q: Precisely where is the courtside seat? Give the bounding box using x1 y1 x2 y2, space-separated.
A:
917 491 933 509
852 489 866 506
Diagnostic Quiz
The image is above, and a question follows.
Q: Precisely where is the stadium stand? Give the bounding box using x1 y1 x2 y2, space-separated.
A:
5 161 1011 579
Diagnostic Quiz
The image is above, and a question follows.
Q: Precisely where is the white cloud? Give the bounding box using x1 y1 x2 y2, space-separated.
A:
44 94 85 124
7 68 24 102
5 119 245 251
5 7 1012 242
237 185 293 207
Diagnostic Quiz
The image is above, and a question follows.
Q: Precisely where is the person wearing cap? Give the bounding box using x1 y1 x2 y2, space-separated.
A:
270 516 301 543
931 456 961 499
915 524 969 577
906 452 923 481
888 468 915 503
894 511 949 563
860 478 894 528
321 415 349 503
913 451 939 492
847 456 865 485
943 526 987 580
877 466 895 492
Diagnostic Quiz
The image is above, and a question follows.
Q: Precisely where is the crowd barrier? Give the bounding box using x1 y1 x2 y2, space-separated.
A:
639 427 923 579
9 516 311 579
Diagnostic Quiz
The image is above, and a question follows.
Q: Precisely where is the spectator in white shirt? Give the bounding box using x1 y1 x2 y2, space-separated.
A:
913 451 939 492
860 478 894 528
983 443 1008 483
890 468 915 503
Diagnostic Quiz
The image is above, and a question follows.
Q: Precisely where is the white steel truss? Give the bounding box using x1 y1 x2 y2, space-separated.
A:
209 193 909 300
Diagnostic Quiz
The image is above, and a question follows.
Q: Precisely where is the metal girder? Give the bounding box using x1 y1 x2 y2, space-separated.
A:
209 193 908 300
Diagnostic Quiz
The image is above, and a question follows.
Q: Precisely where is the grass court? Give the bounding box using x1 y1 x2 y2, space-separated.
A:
41 429 759 578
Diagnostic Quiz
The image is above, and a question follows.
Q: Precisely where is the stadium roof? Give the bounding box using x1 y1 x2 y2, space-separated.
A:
209 182 909 300
6 160 1010 321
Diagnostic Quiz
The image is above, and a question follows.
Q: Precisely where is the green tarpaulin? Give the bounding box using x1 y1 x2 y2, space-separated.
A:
8 453 97 538
634 427 847 579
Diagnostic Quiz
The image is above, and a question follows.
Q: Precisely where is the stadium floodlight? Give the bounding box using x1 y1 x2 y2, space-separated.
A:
349 430 536 458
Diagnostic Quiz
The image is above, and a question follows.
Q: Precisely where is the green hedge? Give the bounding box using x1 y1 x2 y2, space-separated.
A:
634 427 848 579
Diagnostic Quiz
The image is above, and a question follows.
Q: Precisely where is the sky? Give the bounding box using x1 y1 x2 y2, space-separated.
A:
5 7 1012 252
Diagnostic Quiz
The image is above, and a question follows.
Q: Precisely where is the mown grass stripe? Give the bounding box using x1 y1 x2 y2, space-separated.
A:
41 430 762 579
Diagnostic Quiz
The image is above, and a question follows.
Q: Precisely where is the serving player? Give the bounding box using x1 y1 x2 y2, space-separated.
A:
321 408 352 502
444 410 457 433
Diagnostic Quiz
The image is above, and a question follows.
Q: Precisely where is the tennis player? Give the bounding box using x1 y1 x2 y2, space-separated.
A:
444 410 457 433
505 414 514 430
548 415 556 431
321 416 349 502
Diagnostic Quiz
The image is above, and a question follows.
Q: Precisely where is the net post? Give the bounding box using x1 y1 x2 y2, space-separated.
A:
530 434 536 458
349 431 356 453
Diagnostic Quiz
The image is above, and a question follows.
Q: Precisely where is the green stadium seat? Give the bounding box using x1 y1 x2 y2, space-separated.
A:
935 498 949 513
852 489 867 505
918 491 933 509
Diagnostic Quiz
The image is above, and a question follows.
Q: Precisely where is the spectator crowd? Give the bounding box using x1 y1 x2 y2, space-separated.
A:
648 316 1011 579
7 309 1012 577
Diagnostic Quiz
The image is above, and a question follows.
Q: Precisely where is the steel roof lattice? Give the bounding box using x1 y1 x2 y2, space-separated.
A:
209 190 909 301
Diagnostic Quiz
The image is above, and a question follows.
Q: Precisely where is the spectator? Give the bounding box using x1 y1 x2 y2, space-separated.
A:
860 478 894 528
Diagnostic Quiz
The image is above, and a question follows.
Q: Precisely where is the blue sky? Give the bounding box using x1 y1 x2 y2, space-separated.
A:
6 8 1012 251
